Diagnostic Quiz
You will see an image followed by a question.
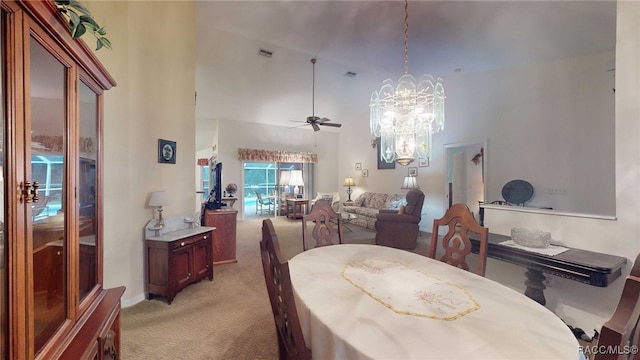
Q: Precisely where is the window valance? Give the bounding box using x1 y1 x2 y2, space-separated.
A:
237 148 317 163
33 135 95 154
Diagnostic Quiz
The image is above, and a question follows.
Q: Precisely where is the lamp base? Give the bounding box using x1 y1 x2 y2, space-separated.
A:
156 208 165 228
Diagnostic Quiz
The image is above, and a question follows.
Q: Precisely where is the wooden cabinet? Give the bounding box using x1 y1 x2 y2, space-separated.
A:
1 1 124 358
203 208 238 265
146 228 215 304
58 287 125 360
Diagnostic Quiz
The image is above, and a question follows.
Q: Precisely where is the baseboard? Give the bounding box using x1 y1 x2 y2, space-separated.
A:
121 292 146 308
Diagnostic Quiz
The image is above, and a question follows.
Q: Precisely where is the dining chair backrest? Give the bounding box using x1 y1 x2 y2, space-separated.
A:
260 219 310 360
594 253 640 360
256 191 274 215
430 203 489 276
302 199 344 251
256 191 268 204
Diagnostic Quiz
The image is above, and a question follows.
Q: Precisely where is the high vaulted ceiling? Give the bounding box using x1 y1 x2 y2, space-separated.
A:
194 1 616 150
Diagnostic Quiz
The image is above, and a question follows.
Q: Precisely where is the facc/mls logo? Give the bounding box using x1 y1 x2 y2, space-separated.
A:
580 345 639 357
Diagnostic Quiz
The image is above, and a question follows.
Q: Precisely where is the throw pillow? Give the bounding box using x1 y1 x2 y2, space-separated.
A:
322 194 333 203
398 205 406 214
387 200 402 209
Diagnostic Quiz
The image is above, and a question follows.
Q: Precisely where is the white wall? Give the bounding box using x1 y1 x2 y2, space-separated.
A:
447 51 615 216
89 1 196 306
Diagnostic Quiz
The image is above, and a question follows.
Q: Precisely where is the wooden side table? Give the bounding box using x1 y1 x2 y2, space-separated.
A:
286 199 309 219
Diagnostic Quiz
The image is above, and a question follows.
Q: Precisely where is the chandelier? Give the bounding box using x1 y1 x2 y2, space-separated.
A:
369 0 445 166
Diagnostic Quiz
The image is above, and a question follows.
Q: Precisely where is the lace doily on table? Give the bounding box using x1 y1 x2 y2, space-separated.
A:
342 259 479 320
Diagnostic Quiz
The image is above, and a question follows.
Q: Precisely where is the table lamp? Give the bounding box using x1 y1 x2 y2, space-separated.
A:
279 170 291 193
148 191 169 228
343 176 356 201
401 176 420 190
289 170 304 196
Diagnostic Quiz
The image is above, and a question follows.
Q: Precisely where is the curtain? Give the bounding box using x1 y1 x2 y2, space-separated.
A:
237 148 317 163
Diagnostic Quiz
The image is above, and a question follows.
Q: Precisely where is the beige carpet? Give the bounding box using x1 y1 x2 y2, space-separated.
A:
121 216 399 359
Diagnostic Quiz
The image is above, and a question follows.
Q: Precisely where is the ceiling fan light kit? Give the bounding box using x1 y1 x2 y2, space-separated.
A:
369 0 445 166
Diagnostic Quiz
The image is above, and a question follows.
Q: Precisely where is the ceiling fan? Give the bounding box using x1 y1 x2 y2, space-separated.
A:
293 58 342 132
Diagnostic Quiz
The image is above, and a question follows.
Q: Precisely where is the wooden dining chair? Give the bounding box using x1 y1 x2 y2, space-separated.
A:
260 219 310 360
593 253 640 360
430 203 489 276
302 199 344 251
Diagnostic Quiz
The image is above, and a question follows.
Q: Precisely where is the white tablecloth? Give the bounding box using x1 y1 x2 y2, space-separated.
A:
289 244 581 360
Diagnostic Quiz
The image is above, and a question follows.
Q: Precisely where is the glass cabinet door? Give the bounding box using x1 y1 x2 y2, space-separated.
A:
29 35 68 354
78 80 98 301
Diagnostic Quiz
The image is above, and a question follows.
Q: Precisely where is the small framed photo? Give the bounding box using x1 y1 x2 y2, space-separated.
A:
362 169 369 177
418 158 429 167
158 139 176 164
408 167 417 176
355 162 362 171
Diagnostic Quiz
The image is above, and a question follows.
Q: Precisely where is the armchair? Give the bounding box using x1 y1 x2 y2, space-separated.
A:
375 189 425 249
310 192 340 212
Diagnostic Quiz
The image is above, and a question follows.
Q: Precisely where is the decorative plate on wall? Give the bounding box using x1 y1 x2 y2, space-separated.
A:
501 180 534 205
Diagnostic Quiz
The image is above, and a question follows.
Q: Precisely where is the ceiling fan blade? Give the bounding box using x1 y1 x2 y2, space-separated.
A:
320 122 342 128
311 123 320 132
288 123 309 130
317 117 331 124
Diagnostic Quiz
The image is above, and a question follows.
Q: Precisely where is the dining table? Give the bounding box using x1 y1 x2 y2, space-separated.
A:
288 244 582 360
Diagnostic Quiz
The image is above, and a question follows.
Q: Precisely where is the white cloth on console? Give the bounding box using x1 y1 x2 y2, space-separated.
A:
499 239 570 256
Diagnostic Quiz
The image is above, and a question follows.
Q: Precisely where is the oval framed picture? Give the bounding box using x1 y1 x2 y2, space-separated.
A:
158 139 176 164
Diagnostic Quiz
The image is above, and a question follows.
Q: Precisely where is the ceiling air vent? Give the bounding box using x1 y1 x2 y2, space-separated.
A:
258 49 273 58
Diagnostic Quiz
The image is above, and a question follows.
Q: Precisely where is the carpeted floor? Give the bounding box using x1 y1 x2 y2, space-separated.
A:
120 216 386 359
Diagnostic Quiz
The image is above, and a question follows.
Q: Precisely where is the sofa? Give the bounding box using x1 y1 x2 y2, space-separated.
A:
342 192 407 230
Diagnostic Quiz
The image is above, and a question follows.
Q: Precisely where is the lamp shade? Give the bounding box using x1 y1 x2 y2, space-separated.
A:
343 177 356 187
289 170 304 186
279 171 291 186
401 176 420 190
148 191 168 207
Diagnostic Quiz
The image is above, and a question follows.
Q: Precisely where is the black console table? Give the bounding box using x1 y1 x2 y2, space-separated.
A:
469 233 627 305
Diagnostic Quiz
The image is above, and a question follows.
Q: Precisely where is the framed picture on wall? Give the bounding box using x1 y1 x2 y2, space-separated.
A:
362 169 369 177
158 139 176 164
418 158 429 167
355 162 362 171
376 137 395 169
408 167 418 176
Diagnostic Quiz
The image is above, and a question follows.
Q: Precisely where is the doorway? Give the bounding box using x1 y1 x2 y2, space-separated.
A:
241 161 312 219
445 141 486 222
